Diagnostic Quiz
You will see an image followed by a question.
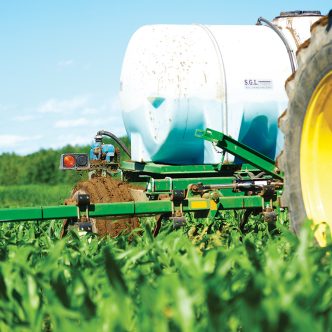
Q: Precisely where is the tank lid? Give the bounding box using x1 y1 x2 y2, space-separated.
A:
276 10 321 18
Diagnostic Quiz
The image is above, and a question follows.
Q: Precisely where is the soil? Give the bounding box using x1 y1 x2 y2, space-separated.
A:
64 177 140 237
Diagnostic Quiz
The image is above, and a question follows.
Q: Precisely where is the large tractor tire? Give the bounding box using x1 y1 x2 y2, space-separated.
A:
62 177 140 237
279 14 332 245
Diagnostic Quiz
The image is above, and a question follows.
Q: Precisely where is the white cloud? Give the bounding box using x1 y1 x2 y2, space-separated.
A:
96 95 122 116
54 118 89 128
57 59 74 68
0 104 17 114
0 134 42 148
54 116 114 129
81 107 99 115
38 96 89 113
49 134 94 149
0 95 127 154
14 115 36 122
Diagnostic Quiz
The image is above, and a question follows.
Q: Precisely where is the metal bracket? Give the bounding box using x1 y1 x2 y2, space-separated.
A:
76 194 91 222
170 190 186 228
263 207 277 223
196 128 283 180
170 190 186 229
74 194 97 233
171 216 186 229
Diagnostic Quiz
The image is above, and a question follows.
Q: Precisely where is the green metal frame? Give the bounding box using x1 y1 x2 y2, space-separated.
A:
195 128 283 180
0 128 283 223
121 160 264 178
0 196 265 222
121 161 220 175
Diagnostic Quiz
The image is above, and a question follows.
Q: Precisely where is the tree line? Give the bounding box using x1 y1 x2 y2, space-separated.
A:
0 145 89 186
0 136 130 186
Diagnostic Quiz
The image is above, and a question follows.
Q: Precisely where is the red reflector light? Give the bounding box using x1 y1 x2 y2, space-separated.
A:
60 153 89 170
63 155 76 168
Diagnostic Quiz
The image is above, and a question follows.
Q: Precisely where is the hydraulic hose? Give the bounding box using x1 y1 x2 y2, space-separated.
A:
97 130 131 158
256 17 296 74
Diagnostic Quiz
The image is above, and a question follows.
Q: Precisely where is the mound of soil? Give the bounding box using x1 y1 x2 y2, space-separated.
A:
64 177 140 237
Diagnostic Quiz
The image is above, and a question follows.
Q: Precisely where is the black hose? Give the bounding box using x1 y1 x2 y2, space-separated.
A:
97 130 131 158
256 17 296 74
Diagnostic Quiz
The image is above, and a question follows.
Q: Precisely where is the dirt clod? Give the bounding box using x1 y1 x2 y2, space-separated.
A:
64 177 140 237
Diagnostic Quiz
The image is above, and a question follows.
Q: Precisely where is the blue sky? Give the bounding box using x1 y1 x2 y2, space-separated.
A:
0 1 330 154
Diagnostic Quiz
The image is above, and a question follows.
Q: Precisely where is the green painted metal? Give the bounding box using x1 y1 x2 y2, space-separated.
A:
0 195 265 222
0 201 173 222
195 128 283 180
90 202 135 217
0 205 76 222
121 160 220 175
148 177 234 192
134 201 173 214
0 128 282 224
121 160 262 176
43 206 77 219
147 174 273 194
218 196 263 209
0 207 44 222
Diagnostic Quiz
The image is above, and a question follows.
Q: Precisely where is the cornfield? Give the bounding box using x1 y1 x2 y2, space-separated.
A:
0 186 332 331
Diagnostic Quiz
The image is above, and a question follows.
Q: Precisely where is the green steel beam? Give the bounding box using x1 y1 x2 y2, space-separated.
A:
218 196 263 209
43 205 77 219
149 176 234 192
148 175 272 194
121 161 220 175
0 196 264 222
0 205 77 222
91 201 174 216
121 160 261 177
0 207 45 222
196 128 283 180
0 201 173 222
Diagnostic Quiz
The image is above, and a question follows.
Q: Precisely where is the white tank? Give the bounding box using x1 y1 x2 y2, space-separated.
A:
120 12 322 165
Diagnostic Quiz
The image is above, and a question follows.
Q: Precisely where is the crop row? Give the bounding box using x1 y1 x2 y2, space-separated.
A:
0 214 331 331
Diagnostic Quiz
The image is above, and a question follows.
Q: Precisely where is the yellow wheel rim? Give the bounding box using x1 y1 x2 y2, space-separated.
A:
300 70 332 246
